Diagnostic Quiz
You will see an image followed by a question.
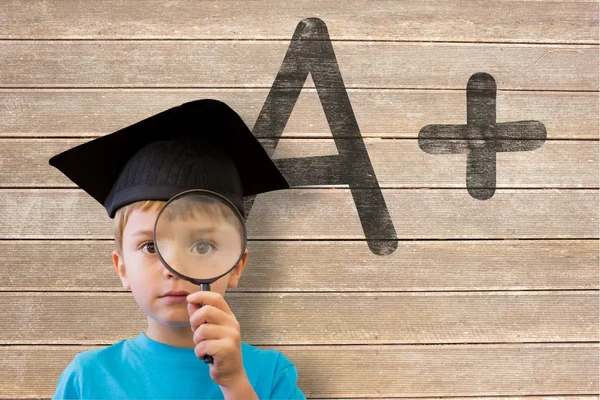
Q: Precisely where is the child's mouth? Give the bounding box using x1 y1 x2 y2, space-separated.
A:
160 295 188 303
160 291 190 303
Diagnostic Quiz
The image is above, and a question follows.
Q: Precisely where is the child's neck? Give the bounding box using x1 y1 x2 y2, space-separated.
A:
145 318 195 348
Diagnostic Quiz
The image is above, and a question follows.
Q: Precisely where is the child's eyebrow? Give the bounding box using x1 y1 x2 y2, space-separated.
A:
130 229 153 238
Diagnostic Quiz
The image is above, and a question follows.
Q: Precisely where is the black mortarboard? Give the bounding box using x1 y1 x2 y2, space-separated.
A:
48 99 289 218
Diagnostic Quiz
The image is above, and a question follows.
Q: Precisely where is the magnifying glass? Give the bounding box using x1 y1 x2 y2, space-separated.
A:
153 189 247 364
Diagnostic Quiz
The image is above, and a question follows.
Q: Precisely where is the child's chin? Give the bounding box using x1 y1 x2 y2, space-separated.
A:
152 309 191 327
159 315 191 327
163 320 191 328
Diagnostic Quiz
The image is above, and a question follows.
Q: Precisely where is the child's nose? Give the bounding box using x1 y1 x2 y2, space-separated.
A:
159 264 192 283
159 259 177 278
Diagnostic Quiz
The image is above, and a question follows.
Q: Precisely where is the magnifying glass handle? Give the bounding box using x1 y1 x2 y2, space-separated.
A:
199 282 214 364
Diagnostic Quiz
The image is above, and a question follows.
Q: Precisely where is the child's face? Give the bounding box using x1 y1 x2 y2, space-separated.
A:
112 206 248 328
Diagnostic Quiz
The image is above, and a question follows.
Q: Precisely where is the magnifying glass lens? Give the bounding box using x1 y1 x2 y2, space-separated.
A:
154 192 245 281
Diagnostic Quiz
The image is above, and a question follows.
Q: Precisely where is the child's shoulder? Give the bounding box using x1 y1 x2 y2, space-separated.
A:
73 338 129 366
240 342 298 377
51 339 131 400
60 337 132 384
241 342 302 396
241 341 290 364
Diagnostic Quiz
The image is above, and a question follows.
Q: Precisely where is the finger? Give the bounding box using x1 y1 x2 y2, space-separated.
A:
187 302 208 332
194 338 232 361
187 301 202 319
193 323 239 344
189 304 239 331
186 291 234 316
188 304 212 332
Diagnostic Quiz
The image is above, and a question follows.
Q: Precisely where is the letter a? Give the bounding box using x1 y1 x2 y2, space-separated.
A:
250 18 397 256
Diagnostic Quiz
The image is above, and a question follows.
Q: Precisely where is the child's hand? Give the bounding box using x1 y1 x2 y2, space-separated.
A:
186 291 249 390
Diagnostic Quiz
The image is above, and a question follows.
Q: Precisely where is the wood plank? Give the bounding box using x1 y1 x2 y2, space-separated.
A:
0 0 596 43
1 240 597 291
1 90 597 139
1 292 597 344
1 42 597 90
364 140 599 188
2 139 597 188
1 344 597 398
0 189 596 239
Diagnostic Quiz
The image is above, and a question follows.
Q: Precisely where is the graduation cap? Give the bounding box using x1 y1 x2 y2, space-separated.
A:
48 99 289 219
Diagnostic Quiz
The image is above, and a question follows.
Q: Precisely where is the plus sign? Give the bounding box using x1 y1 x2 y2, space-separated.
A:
418 72 547 200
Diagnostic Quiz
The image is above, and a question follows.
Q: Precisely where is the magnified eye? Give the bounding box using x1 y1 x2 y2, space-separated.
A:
192 240 216 255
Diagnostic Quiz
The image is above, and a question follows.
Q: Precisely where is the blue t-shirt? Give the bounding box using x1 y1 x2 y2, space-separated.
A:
52 332 305 399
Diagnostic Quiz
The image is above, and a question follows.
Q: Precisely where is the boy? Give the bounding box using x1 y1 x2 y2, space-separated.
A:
48 99 306 399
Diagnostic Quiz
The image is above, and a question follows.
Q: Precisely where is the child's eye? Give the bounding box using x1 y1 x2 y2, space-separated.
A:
192 240 216 255
141 241 156 254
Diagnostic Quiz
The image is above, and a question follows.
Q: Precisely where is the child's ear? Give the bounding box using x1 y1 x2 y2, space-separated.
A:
112 250 130 290
227 248 248 289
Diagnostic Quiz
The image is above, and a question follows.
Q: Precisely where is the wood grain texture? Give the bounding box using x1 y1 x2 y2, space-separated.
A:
1 292 597 344
1 344 597 398
1 42 597 90
1 138 597 187
0 189 597 239
1 240 597 291
0 0 596 43
1 0 598 398
1 90 597 139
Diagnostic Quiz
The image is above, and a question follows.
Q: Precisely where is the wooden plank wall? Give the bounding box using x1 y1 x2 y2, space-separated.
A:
1 1 599 398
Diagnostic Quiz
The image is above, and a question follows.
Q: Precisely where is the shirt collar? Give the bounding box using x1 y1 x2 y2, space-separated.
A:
129 332 206 366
